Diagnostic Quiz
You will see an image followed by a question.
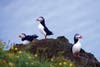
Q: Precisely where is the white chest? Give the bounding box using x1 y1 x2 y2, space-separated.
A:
38 24 44 30
22 40 30 45
72 41 81 54
38 24 46 35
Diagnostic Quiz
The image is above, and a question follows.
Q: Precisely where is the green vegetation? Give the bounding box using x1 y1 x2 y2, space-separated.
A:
0 41 76 67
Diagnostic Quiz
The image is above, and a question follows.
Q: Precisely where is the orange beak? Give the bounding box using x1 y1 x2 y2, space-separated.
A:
19 35 21 38
36 18 40 21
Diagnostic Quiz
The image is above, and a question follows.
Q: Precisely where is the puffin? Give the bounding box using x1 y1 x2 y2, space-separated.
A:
36 16 53 39
72 33 82 58
19 33 38 44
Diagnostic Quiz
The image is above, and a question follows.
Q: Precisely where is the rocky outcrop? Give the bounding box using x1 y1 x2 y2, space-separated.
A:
15 36 100 67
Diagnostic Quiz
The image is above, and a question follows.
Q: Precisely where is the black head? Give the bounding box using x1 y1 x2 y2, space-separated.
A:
19 33 26 39
74 33 82 44
36 16 45 22
36 16 46 27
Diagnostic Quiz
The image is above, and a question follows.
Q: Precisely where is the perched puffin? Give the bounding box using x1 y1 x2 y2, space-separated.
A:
19 33 38 44
36 16 53 39
72 33 82 58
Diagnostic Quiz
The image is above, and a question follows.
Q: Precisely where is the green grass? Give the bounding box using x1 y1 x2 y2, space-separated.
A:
0 41 76 67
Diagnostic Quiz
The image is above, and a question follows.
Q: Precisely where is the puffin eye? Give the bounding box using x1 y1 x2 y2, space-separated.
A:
37 17 43 21
76 35 82 39
75 34 80 38
19 34 25 38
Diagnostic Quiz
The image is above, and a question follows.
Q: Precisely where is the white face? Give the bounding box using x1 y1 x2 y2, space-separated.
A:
19 34 25 38
36 17 43 22
75 34 82 39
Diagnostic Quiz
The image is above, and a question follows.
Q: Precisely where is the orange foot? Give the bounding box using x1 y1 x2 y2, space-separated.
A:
73 53 81 58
